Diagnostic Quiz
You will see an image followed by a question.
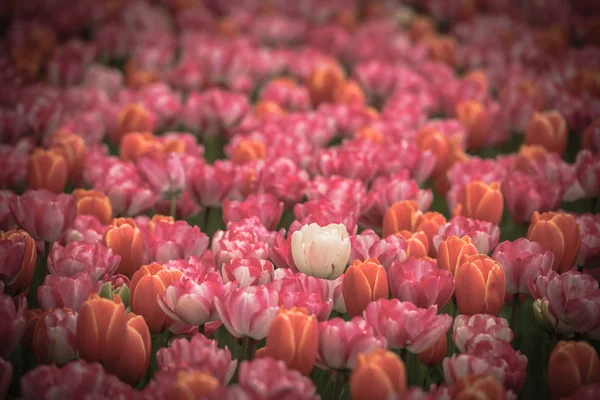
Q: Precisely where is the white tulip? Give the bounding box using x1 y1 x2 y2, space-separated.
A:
291 223 351 280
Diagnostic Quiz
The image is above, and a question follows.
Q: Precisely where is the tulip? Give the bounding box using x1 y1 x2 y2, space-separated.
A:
525 111 567 154
74 189 113 225
397 230 429 259
350 348 407 400
455 254 506 316
333 79 365 106
64 215 107 245
575 150 600 198
437 235 479 275
50 132 86 184
262 307 319 375
76 294 127 366
548 341 600 400
582 118 600 153
456 100 490 151
10 189 76 242
306 63 346 106
230 138 267 165
0 233 25 286
115 103 155 144
146 220 209 263
426 35 457 67
450 375 507 400
415 211 447 257
48 241 120 280
164 370 221 400
31 308 77 365
188 159 235 207
453 181 504 226
130 263 183 334
27 148 68 193
342 258 388 317
291 223 350 280
501 171 563 223
0 230 36 295
104 218 145 277
434 216 500 255
443 354 505 387
107 313 151 385
0 357 11 400
575 213 600 267
180 89 250 136
222 258 274 287
119 132 160 162
418 334 447 366
415 128 460 179
223 193 284 231
212 221 272 270
0 290 26 358
38 272 101 312
294 198 359 235
527 211 581 273
137 151 186 200
280 291 333 322
382 200 423 238
388 257 455 309
452 314 513 353
349 229 408 269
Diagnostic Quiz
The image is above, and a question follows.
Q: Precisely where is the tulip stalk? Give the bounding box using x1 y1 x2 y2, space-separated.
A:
331 370 348 400
169 194 178 218
510 293 520 334
147 330 170 379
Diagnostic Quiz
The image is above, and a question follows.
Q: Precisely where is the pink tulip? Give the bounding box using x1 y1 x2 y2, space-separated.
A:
575 150 600 198
446 158 507 195
211 220 272 270
492 239 554 295
0 357 11 400
501 171 563 223
48 241 120 281
137 83 182 131
280 291 333 322
354 60 397 103
238 358 318 399
294 198 359 235
32 308 78 365
0 290 26 358
259 79 311 111
388 257 455 309
19 360 138 399
268 229 298 271
153 189 202 220
215 285 280 340
180 89 250 136
452 314 513 353
364 298 452 353
316 316 386 370
0 190 18 231
38 273 100 312
313 145 379 183
305 175 366 212
0 235 25 286
188 159 235 207
443 354 505 387
349 229 408 269
223 193 284 231
271 271 331 303
433 216 500 255
137 151 186 200
62 215 108 245
566 384 600 400
0 139 32 190
82 64 124 98
575 213 600 267
157 333 237 385
9 189 76 242
328 275 347 314
222 258 274 287
146 220 209 263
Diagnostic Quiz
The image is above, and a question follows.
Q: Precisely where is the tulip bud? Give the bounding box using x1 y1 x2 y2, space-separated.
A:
115 103 155 145
525 111 567 154
396 230 429 259
453 181 504 226
1 230 36 296
130 263 183 334
382 200 423 238
450 375 507 400
74 189 113 225
527 211 581 273
415 212 447 257
230 139 267 165
76 294 127 366
418 334 447 366
50 132 86 184
455 254 506 316
104 218 145 277
263 307 319 375
107 313 151 385
27 148 68 193
456 100 489 152
548 341 600 400
342 258 389 318
437 235 479 275
306 63 346 106
350 348 407 400
332 80 365 106
119 132 159 162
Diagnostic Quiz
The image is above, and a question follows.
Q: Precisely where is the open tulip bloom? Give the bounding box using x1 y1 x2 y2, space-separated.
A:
1 1 600 400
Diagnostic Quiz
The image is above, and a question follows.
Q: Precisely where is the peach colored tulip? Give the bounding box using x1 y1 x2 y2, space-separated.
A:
409 16 435 41
74 189 113 225
104 218 145 277
119 132 162 163
350 348 407 400
116 103 155 144
382 200 423 238
254 100 287 119
418 334 447 366
231 139 267 165
107 313 151 384
525 111 567 154
456 100 489 152
354 127 384 144
455 254 506 316
397 230 429 259
415 128 457 178
165 370 220 400
306 63 346 107
415 212 447 257
425 35 457 67
342 258 389 318
450 375 507 400
263 307 319 375
148 214 175 232
437 235 479 275
27 148 68 193
547 341 600 400
50 132 86 183
332 80 365 106
527 211 581 273
453 181 504 225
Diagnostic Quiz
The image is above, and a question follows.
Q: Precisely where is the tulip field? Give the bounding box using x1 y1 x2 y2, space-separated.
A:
2 0 600 399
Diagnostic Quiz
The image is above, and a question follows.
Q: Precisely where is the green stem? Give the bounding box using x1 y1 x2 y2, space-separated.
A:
199 324 205 336
170 195 178 219
510 293 519 334
332 370 347 400
203 206 212 234
148 330 170 379
245 338 256 361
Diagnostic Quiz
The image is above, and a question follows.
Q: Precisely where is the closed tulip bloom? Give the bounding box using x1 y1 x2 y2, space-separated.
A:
31 308 77 365
230 138 267 165
0 290 26 358
437 235 479 275
263 307 319 375
0 230 36 296
382 200 423 238
50 132 86 184
455 254 506 316
107 313 151 385
137 151 186 200
582 118 600 153
350 348 407 400
74 189 113 225
342 258 389 318
450 375 507 400
527 211 581 273
130 263 183 334
456 100 490 152
119 132 160 162
332 80 365 106
525 111 567 155
454 181 504 226
397 230 429 259
291 223 350 280
418 334 447 366
548 341 600 400
76 294 127 366
306 63 346 106
27 148 68 193
115 103 155 145
104 218 145 277
415 212 447 257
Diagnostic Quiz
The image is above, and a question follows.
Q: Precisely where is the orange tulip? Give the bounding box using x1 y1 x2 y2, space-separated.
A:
455 254 506 316
116 103 155 144
263 307 319 375
354 127 384 143
418 334 447 366
217 16 238 38
254 100 286 119
342 258 389 318
119 132 160 162
453 181 504 225
50 132 86 183
230 139 267 165
104 218 145 277
74 189 113 225
77 294 128 366
306 63 346 107
450 375 506 400
382 200 423 238
27 148 68 193
409 16 435 41
130 262 183 334
23 309 44 352
350 348 407 400
148 214 175 232
106 313 151 384
437 235 479 275
416 128 452 178
1 230 36 296
332 80 365 106
456 100 490 152
165 370 220 400
415 212 447 257
124 61 160 91
547 340 600 400
514 144 548 173
425 35 457 68
397 230 429 259
335 9 358 31
463 70 489 95
527 211 581 273
524 111 567 155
